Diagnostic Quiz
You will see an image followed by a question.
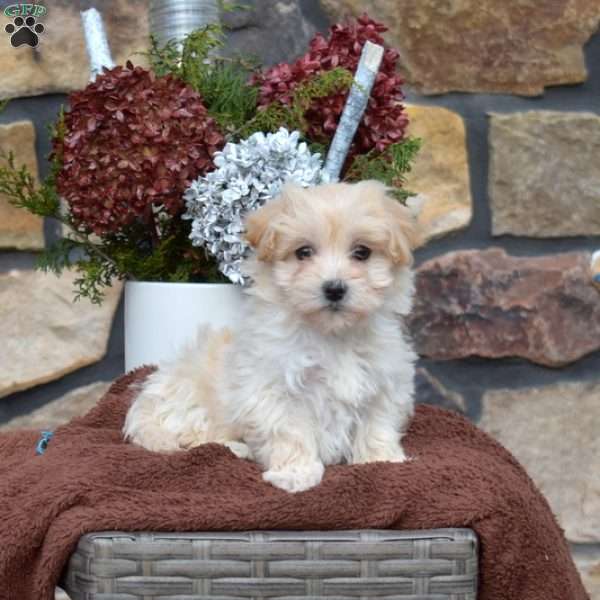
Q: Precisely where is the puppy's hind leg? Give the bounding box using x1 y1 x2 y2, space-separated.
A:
123 378 183 452
124 327 249 456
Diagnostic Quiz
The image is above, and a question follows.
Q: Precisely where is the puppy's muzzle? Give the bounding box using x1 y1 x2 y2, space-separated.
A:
322 279 348 304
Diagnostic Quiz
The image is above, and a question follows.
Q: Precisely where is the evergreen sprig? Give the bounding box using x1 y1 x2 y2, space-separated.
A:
146 35 181 77
100 224 226 286
147 25 259 132
344 137 422 201
35 237 115 304
36 236 78 275
237 67 354 139
0 151 60 217
71 253 119 304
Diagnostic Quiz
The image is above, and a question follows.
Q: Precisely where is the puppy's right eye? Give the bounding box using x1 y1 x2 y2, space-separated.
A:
295 245 314 260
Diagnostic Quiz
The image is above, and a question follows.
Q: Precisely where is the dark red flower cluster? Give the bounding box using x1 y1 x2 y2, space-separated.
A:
54 63 224 235
253 14 408 159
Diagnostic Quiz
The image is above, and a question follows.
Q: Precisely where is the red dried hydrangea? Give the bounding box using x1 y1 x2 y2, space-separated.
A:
54 62 224 235
254 14 408 159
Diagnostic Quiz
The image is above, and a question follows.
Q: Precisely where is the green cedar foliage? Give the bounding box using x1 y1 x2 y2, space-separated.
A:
344 137 422 201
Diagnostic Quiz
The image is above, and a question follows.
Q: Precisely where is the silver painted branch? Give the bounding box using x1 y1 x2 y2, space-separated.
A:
323 41 384 182
80 8 115 81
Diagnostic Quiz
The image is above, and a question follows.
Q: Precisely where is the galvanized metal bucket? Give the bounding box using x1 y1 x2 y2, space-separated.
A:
149 0 219 48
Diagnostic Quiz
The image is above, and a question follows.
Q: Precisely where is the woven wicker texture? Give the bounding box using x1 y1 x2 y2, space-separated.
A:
61 528 478 599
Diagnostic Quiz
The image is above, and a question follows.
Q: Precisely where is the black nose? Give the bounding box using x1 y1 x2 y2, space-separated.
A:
322 279 347 302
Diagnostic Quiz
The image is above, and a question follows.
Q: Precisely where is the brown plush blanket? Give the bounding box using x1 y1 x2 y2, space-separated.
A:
0 368 588 600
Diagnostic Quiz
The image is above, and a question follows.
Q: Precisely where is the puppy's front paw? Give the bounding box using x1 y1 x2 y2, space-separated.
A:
352 444 408 464
223 441 253 460
263 461 324 493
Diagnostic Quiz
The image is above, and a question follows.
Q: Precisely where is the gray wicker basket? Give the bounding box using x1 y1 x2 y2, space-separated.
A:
60 528 478 599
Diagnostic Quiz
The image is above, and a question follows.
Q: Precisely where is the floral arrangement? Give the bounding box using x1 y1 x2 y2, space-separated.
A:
0 14 420 303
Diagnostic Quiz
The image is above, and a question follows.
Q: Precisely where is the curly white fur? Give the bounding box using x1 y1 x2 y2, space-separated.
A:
124 180 420 493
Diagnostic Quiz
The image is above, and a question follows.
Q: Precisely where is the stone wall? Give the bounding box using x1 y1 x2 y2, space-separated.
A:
0 1 599 597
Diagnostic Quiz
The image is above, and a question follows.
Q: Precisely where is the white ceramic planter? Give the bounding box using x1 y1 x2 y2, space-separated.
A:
124 281 244 372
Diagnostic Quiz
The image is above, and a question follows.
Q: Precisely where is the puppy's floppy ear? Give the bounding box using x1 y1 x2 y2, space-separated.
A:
357 180 423 266
244 184 301 261
386 196 423 265
244 199 282 261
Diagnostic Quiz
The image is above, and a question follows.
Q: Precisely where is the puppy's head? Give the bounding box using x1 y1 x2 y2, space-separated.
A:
244 180 421 334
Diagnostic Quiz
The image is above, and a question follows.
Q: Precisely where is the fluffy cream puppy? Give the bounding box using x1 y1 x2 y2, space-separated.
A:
124 180 420 493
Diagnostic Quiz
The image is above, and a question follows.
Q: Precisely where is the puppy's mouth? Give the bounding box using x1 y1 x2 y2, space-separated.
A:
326 301 344 313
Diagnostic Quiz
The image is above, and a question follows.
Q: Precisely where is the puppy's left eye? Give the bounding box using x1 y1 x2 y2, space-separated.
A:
351 245 372 261
295 245 315 260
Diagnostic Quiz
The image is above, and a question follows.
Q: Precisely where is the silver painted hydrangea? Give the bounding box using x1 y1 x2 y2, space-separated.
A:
183 128 326 284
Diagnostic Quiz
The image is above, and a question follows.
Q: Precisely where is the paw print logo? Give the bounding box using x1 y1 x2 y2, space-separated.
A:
5 15 44 48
